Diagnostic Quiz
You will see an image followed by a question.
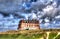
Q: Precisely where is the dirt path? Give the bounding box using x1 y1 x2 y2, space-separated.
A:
46 32 50 39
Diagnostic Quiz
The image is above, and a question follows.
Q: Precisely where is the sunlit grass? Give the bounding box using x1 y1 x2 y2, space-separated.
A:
0 30 60 39
48 32 57 39
55 35 60 39
0 33 44 39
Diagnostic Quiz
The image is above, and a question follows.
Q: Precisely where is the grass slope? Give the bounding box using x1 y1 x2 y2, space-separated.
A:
48 32 58 39
0 33 44 39
0 30 59 39
0 30 45 39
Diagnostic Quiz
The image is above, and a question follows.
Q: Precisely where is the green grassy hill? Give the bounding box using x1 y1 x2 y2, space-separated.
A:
0 30 60 39
0 30 45 39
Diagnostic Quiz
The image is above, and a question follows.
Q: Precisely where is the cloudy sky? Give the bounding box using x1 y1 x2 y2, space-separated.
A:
0 0 60 31
0 0 60 19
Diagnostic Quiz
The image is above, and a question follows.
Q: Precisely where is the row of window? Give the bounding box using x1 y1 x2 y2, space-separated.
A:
21 24 39 27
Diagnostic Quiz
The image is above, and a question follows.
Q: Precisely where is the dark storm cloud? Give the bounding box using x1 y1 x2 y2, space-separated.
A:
0 0 60 19
0 0 24 18
0 0 23 13
0 0 46 13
